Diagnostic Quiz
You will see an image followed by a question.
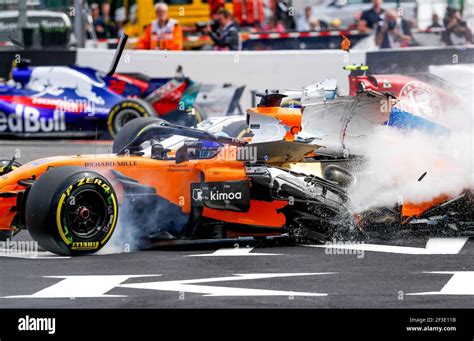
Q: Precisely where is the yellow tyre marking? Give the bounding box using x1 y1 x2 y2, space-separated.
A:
56 193 71 245
107 101 150 137
107 105 120 137
101 193 118 245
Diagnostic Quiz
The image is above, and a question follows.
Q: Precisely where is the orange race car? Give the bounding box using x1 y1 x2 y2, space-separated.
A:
0 115 355 255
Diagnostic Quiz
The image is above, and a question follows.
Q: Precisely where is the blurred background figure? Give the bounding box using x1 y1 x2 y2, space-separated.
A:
135 2 183 50
202 8 241 51
428 13 442 29
375 9 412 49
296 6 328 32
91 3 103 37
93 2 118 39
358 0 385 34
443 9 472 46
263 16 285 33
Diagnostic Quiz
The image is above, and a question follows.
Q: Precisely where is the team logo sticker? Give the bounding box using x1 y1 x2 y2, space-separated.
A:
399 81 441 118
191 181 250 212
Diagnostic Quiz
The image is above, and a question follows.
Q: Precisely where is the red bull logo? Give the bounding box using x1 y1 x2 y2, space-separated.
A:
0 104 66 133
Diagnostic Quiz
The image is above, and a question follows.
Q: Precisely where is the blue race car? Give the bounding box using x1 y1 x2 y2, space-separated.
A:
0 35 244 138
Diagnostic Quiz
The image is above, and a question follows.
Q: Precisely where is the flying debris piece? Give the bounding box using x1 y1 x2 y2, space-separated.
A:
8 35 24 50
418 172 428 182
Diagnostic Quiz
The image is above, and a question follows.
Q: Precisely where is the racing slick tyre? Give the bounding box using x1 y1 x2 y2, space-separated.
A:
0 159 22 175
107 98 157 138
323 165 355 188
112 116 166 153
25 167 119 256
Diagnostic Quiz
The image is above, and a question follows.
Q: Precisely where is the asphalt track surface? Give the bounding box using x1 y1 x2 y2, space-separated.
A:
0 140 473 309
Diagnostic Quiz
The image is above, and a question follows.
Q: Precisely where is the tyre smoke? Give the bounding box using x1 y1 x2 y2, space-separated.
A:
99 194 188 254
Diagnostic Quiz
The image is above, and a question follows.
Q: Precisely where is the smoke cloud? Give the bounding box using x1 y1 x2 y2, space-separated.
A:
348 80 473 213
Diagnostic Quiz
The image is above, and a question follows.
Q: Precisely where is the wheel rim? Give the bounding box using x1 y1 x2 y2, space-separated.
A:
66 189 107 239
113 109 142 133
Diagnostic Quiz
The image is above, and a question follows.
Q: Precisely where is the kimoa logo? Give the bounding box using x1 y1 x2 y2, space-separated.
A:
18 315 55 335
192 188 203 201
209 190 242 201
0 105 66 133
193 188 243 202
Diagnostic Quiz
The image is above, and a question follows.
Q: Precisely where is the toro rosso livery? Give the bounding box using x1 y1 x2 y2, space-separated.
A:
0 35 244 138
0 63 120 137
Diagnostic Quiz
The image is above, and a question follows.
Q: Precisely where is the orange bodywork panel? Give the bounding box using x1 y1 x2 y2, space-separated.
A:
204 200 287 227
0 196 16 231
0 154 202 230
401 194 451 223
0 147 288 232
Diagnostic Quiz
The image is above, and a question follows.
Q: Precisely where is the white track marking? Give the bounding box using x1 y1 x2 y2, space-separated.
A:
185 247 282 257
408 272 474 296
3 273 331 298
4 275 161 298
119 273 332 297
305 237 469 255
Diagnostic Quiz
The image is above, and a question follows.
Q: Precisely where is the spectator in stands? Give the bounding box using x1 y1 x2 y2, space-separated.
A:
443 10 472 46
428 13 442 29
375 9 412 48
358 0 385 33
94 2 118 39
296 6 328 32
135 3 183 50
443 7 457 27
202 8 241 51
91 3 103 37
